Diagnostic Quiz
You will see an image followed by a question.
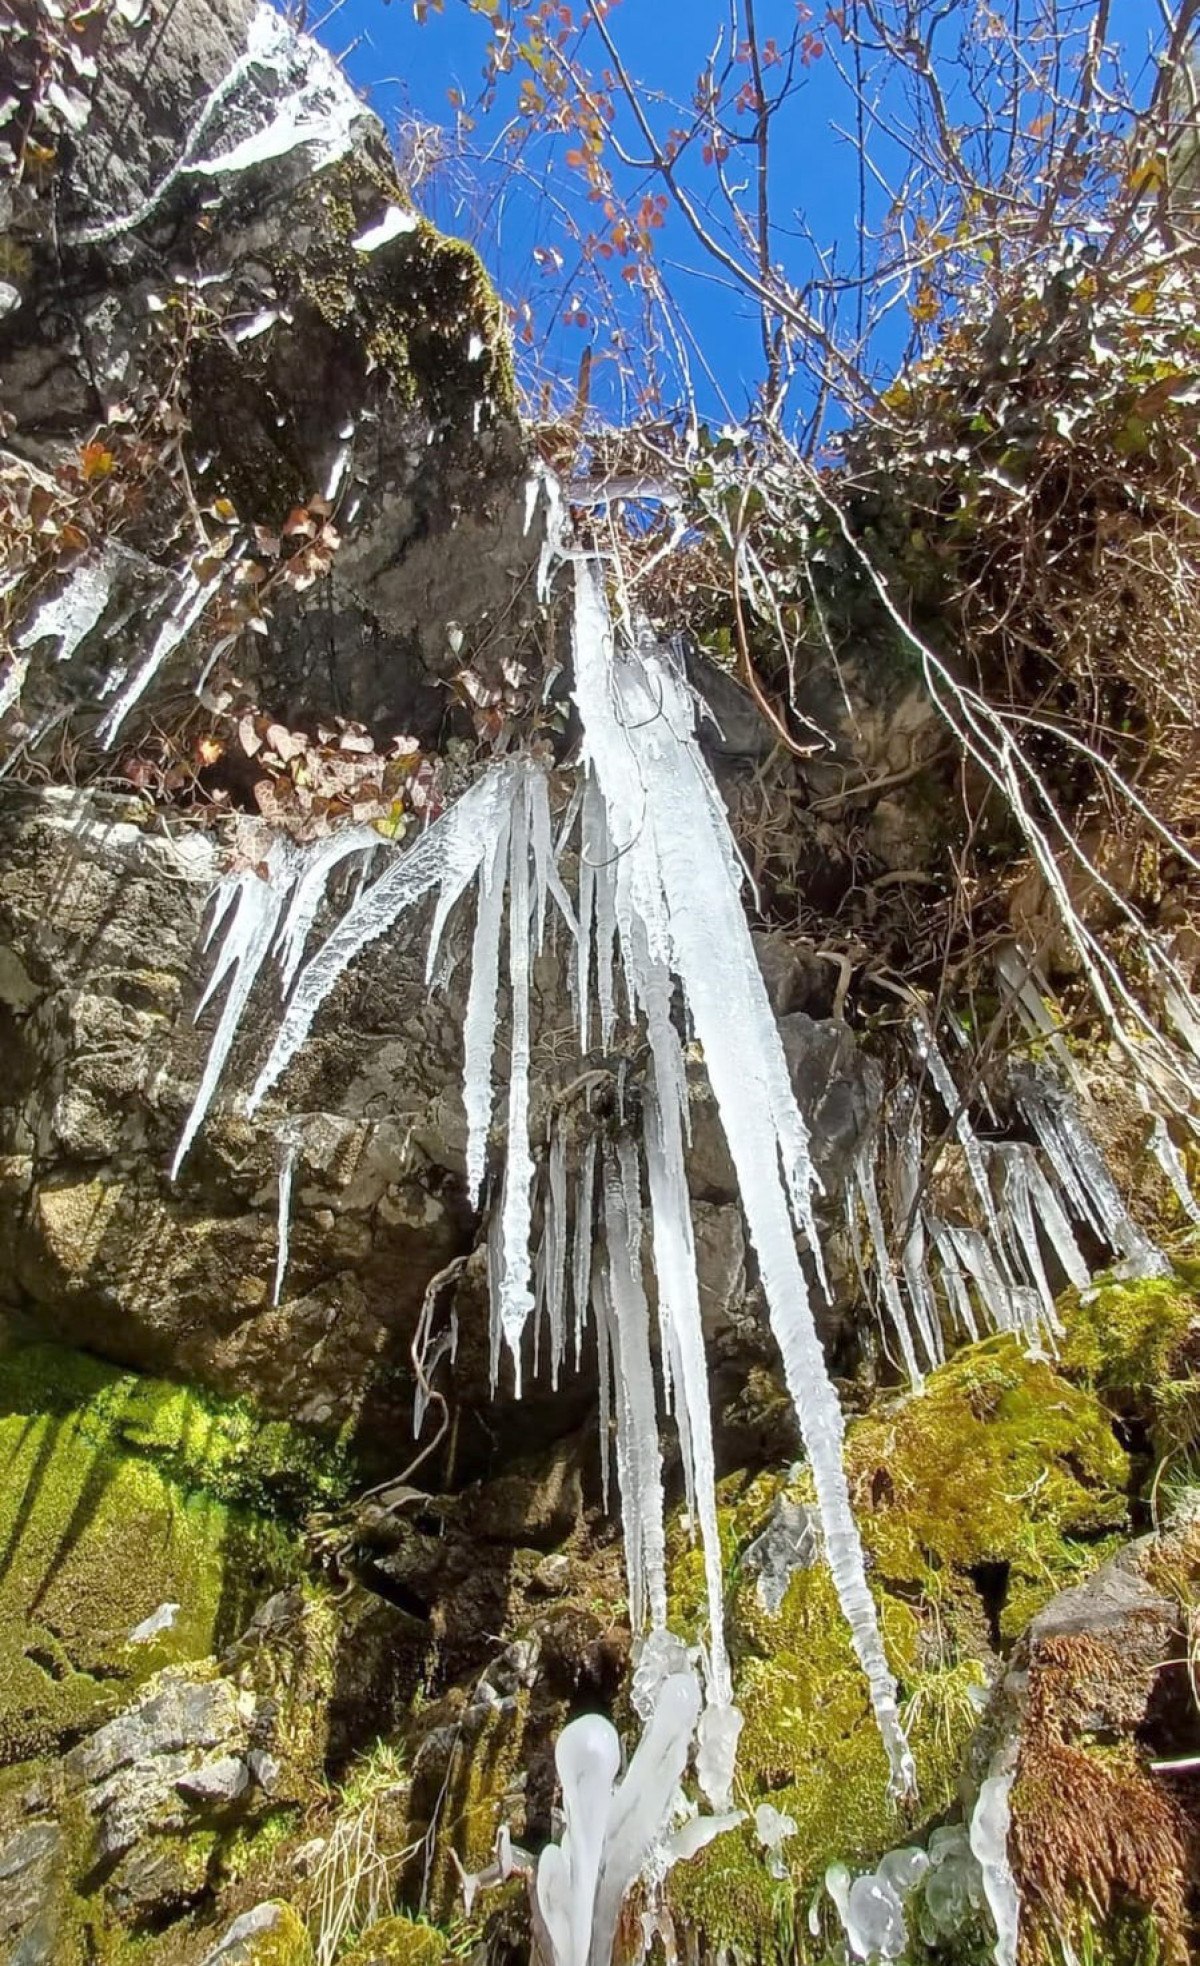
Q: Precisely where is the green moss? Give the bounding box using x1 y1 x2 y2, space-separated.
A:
217 1809 301 1887
844 1334 1130 1640
227 1900 314 1964
0 1347 312 1766
668 1337 1132 1962
285 162 517 428
1060 1274 1200 1452
0 1342 354 1519
340 1914 449 1966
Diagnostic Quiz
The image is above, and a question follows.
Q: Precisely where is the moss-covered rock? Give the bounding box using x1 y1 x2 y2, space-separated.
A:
340 1913 450 1966
0 1342 355 1518
668 1335 1132 1961
200 1899 314 1964
0 1341 317 1767
1060 1271 1200 1455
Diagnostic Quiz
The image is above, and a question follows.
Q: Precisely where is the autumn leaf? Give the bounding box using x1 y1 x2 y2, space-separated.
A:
81 441 115 482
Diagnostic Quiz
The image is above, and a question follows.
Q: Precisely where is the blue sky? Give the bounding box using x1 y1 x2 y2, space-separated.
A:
316 0 1165 427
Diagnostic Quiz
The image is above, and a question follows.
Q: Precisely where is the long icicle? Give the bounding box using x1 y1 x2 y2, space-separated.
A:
570 559 914 1794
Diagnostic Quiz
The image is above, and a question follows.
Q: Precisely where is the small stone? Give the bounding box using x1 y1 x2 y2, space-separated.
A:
531 1553 571 1596
176 1754 250 1806
247 1749 279 1792
743 1495 819 1614
200 1900 309 1964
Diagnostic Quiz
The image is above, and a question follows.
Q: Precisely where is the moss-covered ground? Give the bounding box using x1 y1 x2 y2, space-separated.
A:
0 1341 351 1768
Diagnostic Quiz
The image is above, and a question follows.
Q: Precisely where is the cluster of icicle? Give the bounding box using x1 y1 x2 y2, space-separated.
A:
172 554 915 1830
844 947 1187 1388
165 546 1194 1960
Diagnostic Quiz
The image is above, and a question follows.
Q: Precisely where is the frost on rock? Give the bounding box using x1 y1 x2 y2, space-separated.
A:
14 544 120 669
69 1 368 249
352 205 419 251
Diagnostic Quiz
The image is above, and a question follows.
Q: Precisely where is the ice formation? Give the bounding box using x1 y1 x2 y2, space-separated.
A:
825 1847 929 1962
569 561 913 1795
70 2 366 249
969 1772 1020 1966
534 1668 740 1966
175 541 1180 1839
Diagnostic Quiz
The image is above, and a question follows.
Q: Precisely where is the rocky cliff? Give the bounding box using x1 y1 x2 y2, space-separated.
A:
0 3 1198 1965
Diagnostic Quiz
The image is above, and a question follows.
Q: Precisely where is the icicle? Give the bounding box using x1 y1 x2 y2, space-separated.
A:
463 805 512 1207
602 1141 668 1636
592 1264 613 1513
529 766 579 953
910 1015 1003 1248
496 775 536 1379
942 1225 1024 1339
250 763 515 1114
98 565 226 746
273 1122 301 1305
546 1122 569 1391
854 1149 923 1386
636 948 734 1730
994 943 1084 1093
990 1145 1058 1342
1012 1065 1167 1279
486 1197 504 1396
584 777 618 1048
1022 1154 1091 1292
889 1085 944 1369
172 839 298 1177
575 785 597 1051
929 1220 980 1341
1146 1111 1200 1223
274 826 378 995
572 1138 597 1371
571 560 912 1795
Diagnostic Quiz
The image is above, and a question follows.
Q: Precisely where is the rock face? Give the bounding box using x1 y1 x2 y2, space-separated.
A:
2 8 1198 1966
2 0 536 736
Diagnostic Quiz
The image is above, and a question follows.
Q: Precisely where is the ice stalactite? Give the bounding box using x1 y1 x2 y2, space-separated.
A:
570 558 914 1796
851 1145 926 1386
273 1121 302 1306
600 1140 668 1636
1011 1063 1167 1279
172 838 299 1177
496 777 537 1383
